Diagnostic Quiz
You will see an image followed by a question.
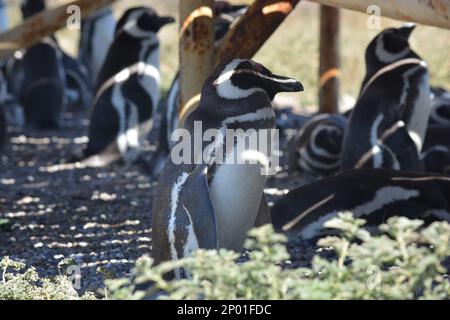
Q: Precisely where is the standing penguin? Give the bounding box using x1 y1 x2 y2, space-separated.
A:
84 7 174 165
79 6 116 85
152 59 303 276
288 113 347 176
10 0 67 129
341 25 430 171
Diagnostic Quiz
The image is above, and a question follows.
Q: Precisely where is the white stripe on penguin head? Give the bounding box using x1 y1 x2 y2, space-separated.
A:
215 59 297 100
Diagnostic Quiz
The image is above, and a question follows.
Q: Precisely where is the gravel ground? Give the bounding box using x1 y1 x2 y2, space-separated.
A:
0 110 320 295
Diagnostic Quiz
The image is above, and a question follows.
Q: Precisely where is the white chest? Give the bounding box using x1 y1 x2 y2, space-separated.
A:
208 139 270 251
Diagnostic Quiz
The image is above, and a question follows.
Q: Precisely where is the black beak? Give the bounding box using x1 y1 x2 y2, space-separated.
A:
269 74 304 93
398 23 416 39
156 16 175 29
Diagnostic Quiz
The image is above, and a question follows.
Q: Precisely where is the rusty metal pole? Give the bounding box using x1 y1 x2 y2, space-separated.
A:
0 0 118 60
215 0 301 65
178 0 215 126
319 5 340 114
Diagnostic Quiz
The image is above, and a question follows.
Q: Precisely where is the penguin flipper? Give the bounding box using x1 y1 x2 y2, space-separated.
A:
254 196 272 227
181 166 218 250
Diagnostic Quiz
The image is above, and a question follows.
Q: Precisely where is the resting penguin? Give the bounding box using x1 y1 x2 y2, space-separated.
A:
11 0 67 129
79 6 116 85
421 125 450 174
429 86 450 126
271 168 450 241
83 7 174 165
341 25 430 171
288 113 347 176
152 59 303 277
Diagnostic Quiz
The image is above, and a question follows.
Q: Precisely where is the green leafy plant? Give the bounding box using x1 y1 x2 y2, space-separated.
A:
105 213 450 300
0 256 96 300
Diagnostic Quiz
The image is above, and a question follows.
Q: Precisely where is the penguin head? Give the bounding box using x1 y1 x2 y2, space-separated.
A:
366 24 418 70
210 59 303 101
115 7 175 38
21 0 46 19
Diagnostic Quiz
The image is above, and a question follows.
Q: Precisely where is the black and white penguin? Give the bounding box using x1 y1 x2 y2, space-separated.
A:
9 0 67 129
429 86 450 126
84 7 174 165
288 113 347 176
152 59 303 277
79 6 116 85
271 168 450 241
161 2 247 154
421 125 450 174
341 25 430 171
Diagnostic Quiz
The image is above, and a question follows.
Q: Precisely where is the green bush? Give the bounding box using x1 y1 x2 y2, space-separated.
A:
2 214 449 300
0 257 96 300
105 213 450 300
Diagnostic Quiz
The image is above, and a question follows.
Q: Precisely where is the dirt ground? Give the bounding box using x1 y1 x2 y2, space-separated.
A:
0 110 319 294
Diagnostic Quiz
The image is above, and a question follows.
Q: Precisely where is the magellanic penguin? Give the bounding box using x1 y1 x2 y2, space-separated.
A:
83 7 174 166
79 6 116 85
10 0 67 129
421 125 450 174
288 113 347 176
161 2 247 154
429 86 450 126
152 59 303 278
341 25 431 171
271 168 450 241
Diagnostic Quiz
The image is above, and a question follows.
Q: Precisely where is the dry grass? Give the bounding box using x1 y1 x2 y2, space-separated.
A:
6 0 450 109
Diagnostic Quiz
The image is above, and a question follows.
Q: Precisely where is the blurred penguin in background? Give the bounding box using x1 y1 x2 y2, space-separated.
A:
79 6 116 86
8 0 67 129
84 7 174 166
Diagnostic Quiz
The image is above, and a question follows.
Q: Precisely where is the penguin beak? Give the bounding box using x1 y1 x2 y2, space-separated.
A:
267 74 304 94
398 23 416 39
156 16 175 28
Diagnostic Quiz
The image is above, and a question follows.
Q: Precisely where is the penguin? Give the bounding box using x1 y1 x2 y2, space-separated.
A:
79 6 116 85
271 168 450 241
84 7 174 165
152 59 303 277
429 86 450 126
161 2 247 154
288 113 347 176
341 25 430 171
421 125 450 174
10 0 67 129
